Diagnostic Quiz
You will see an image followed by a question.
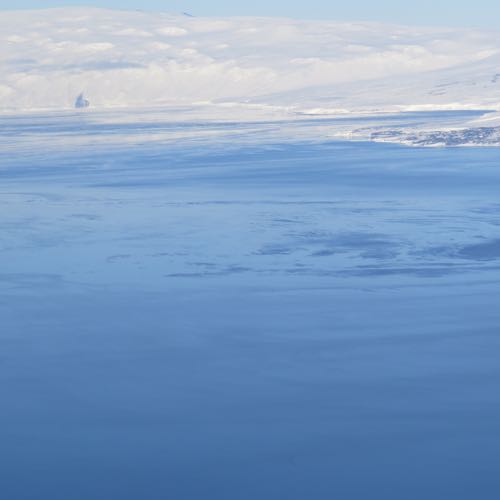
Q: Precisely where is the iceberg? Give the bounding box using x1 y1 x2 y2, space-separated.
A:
75 93 90 109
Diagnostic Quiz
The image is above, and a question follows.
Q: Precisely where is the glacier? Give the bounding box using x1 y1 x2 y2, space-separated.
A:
3 8 500 145
2 7 500 145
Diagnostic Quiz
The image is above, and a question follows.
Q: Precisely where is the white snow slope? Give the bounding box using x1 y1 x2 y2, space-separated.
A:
2 7 500 116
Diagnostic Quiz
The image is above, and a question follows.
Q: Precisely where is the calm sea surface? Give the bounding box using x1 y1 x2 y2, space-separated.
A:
1 111 500 499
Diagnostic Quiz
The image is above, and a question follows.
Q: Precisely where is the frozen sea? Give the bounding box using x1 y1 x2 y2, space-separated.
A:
1 110 500 500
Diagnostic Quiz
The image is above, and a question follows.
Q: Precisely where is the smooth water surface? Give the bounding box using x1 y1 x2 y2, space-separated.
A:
1 112 500 499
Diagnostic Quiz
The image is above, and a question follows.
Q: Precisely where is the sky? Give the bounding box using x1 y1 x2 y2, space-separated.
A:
0 0 499 29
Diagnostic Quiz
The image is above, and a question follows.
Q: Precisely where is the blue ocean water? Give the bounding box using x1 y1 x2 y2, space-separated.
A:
1 112 500 499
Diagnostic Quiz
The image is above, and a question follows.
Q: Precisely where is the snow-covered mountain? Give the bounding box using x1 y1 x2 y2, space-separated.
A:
3 8 500 145
2 7 500 115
